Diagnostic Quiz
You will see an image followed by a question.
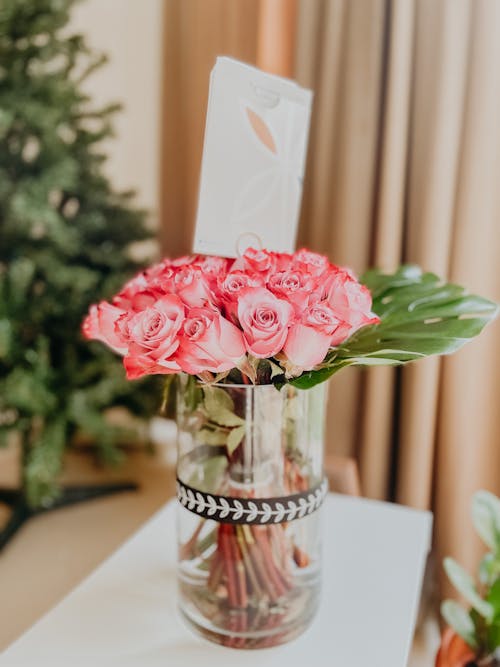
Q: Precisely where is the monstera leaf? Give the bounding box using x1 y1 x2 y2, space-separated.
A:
291 265 498 389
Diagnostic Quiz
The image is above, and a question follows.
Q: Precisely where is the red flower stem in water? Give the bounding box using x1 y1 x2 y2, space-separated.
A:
247 536 282 602
225 525 246 608
269 523 292 578
230 528 248 608
268 525 291 575
265 526 293 590
229 524 280 605
183 452 316 643
207 552 223 592
235 525 264 599
220 525 239 607
251 526 289 598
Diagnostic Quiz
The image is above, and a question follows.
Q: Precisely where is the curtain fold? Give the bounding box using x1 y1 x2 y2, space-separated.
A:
257 0 297 76
396 0 471 512
435 0 500 589
358 0 414 500
296 0 387 461
160 0 259 257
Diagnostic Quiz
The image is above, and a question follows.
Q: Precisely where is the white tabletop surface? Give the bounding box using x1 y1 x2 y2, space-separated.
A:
0 494 432 667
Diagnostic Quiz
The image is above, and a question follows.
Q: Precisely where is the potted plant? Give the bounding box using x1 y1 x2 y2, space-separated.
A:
437 491 500 667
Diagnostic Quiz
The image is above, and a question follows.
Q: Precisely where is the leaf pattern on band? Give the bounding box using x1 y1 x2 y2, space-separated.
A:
176 477 328 525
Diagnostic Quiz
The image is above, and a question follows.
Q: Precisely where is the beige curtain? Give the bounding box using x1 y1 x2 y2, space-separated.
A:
160 0 500 581
160 0 259 256
295 0 500 582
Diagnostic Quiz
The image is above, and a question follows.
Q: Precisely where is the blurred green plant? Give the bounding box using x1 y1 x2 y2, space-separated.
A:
441 491 500 664
0 0 159 509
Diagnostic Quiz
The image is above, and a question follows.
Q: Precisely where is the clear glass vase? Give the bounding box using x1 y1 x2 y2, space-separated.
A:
176 376 328 649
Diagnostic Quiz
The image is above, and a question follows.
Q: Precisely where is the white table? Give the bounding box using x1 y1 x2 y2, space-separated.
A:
1 495 432 667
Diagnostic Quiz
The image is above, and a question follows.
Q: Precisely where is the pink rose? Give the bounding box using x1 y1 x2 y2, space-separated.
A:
120 295 184 379
217 271 263 321
177 308 246 374
194 256 231 287
144 259 176 292
267 269 317 313
145 258 172 278
284 302 351 370
117 287 165 313
82 301 128 354
231 247 280 280
113 272 152 310
171 254 199 267
237 287 294 358
324 271 380 335
292 248 330 278
174 265 216 308
218 271 263 296
274 252 294 271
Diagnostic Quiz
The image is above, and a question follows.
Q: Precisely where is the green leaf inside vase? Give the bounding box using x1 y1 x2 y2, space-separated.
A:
227 424 246 455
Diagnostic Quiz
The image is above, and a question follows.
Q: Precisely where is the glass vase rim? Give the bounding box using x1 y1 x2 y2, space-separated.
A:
195 381 277 389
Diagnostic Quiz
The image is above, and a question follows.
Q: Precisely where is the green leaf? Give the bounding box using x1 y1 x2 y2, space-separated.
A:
479 554 500 586
363 265 498 328
487 579 500 620
444 557 494 620
486 620 500 653
195 427 228 446
203 386 234 413
226 424 246 455
441 599 478 649
292 266 498 388
203 386 244 426
202 456 228 491
210 408 245 428
183 375 203 412
0 319 13 358
8 257 36 306
472 491 500 551
160 374 178 418
187 455 228 493
24 416 67 508
290 364 346 389
5 367 57 415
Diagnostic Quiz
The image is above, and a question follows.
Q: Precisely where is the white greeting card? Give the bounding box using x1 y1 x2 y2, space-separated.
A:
193 56 313 258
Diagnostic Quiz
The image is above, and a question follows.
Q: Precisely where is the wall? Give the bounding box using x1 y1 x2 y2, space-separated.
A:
70 0 164 225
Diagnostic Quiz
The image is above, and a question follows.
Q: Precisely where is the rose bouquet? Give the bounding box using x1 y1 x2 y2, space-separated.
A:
83 248 381 382
83 247 497 648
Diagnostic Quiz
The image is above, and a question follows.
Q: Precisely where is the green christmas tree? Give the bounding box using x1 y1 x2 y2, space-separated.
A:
0 0 159 525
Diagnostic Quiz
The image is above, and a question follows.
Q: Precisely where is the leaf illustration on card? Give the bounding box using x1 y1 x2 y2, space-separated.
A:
245 107 277 155
230 167 279 226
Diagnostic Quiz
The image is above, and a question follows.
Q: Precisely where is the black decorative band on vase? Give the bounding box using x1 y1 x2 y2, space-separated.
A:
176 476 329 525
